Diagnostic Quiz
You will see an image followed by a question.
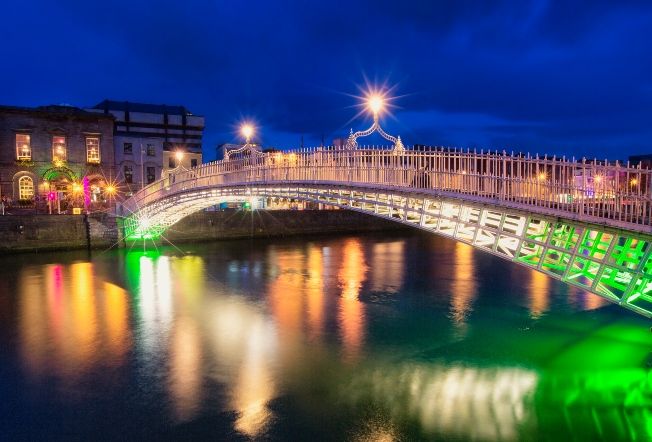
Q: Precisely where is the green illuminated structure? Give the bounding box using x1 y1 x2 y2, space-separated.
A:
120 183 652 318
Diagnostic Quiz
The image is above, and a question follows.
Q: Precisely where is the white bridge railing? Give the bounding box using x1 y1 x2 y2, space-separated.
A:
122 146 652 231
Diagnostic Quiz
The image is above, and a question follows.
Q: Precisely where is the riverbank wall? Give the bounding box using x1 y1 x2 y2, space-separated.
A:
0 210 405 253
0 213 117 253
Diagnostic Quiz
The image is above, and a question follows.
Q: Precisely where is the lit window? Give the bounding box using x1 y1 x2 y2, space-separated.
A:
147 144 155 156
52 136 67 162
124 165 133 184
86 137 100 164
191 158 198 168
18 176 34 200
16 134 31 160
124 142 133 154
146 166 156 184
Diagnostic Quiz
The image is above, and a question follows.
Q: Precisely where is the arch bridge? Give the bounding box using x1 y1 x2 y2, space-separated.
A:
119 147 652 318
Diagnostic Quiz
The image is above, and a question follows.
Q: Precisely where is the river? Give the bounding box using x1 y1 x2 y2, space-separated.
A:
0 231 649 440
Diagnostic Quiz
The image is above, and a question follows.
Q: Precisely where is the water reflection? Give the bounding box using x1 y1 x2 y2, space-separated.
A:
345 363 538 441
169 316 202 422
5 232 648 440
137 256 173 356
450 243 477 329
369 240 404 293
18 262 130 384
103 282 130 363
204 296 278 437
306 244 325 340
338 238 368 361
529 270 550 319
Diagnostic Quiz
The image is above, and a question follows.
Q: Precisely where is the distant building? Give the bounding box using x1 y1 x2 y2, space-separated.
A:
88 100 204 192
332 137 347 149
0 104 115 212
628 154 652 169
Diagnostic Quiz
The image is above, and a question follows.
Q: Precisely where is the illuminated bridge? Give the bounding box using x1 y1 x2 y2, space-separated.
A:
118 144 652 318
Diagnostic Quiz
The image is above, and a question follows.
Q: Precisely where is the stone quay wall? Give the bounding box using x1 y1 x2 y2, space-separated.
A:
162 209 404 243
0 210 405 253
0 213 117 253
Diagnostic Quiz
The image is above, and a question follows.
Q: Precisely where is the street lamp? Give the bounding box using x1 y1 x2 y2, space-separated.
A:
175 150 184 168
346 90 404 151
367 94 385 116
241 124 254 144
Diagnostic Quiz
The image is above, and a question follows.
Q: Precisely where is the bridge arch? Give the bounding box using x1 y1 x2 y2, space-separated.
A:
119 148 652 317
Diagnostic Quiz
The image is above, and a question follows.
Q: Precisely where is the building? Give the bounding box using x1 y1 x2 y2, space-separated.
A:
88 100 204 193
0 105 115 213
628 154 652 169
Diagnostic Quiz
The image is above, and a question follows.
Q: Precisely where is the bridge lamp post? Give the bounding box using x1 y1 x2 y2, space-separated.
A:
241 124 254 145
347 92 404 151
175 151 184 168
367 94 385 117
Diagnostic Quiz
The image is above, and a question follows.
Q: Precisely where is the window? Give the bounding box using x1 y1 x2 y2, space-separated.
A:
123 142 133 154
124 165 133 184
18 176 34 200
147 144 155 156
169 157 175 168
86 137 100 164
52 136 67 162
146 167 156 184
191 158 198 168
16 134 31 160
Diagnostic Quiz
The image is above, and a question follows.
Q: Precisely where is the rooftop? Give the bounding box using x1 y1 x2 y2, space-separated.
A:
92 100 201 117
0 104 114 120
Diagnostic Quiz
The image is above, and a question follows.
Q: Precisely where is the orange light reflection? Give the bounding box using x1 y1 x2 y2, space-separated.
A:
338 238 368 361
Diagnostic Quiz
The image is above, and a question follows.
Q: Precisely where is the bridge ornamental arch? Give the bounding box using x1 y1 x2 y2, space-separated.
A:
119 147 652 318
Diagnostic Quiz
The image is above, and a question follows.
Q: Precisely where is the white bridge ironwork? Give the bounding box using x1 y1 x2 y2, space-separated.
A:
119 146 652 317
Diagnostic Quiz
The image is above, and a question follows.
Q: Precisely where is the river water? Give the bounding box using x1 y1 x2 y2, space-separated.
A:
0 231 650 441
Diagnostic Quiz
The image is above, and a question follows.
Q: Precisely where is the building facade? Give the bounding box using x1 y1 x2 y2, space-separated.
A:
88 100 204 194
0 105 115 213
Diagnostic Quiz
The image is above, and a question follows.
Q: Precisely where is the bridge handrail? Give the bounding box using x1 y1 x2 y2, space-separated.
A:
122 146 652 229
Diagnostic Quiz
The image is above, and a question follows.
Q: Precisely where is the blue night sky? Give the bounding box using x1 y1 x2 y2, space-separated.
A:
1 0 651 161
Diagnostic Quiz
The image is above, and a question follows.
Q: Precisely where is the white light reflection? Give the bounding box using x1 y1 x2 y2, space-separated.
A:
205 297 278 438
345 363 538 440
138 256 174 359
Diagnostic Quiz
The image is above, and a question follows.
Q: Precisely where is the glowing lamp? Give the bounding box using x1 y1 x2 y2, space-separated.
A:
537 172 547 181
105 184 116 196
630 178 638 186
367 94 384 115
175 151 184 162
241 124 254 142
48 192 56 201
594 174 603 183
